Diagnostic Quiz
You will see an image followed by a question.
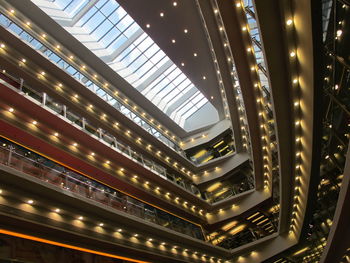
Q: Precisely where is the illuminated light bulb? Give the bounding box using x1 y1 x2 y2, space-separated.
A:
242 26 247 31
184 29 188 33
294 101 300 106
26 22 31 26
286 19 293 26
247 47 251 52
193 53 197 57
290 51 296 57
219 26 223 31
73 143 78 147
10 9 15 14
32 120 37 125
173 1 177 6
8 108 14 112
99 223 104 227
0 43 5 48
78 216 83 220
236 2 241 7
181 62 185 66
41 71 46 75
336 30 342 37
171 39 176 43
27 200 34 204
160 12 164 17
293 78 298 84
55 208 60 213
146 24 150 28
56 45 60 49
202 76 206 80
54 132 59 137
42 34 46 38
90 152 95 156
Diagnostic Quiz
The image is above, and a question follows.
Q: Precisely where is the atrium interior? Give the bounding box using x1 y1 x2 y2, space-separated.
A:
0 0 349 262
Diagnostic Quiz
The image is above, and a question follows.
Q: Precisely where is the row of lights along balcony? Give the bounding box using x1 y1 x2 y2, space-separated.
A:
271 3 350 260
0 69 209 213
211 1 253 155
0 7 185 157
31 0 220 131
209 0 276 194
0 67 252 211
0 136 274 252
0 137 207 242
281 4 306 236
0 195 223 261
194 0 253 179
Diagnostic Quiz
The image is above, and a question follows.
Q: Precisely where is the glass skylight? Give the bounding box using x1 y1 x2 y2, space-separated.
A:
32 0 219 130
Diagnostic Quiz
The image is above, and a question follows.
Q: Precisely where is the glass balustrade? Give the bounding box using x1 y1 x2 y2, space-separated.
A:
0 137 205 240
0 72 204 200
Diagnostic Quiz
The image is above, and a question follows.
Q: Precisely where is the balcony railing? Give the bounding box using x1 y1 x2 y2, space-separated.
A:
0 137 205 241
0 71 207 201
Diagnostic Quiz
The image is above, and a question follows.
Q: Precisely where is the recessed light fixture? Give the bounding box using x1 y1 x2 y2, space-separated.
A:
99 223 104 227
146 24 150 28
8 108 14 113
134 234 138 237
181 62 185 66
211 96 214 100
160 12 164 17
27 200 34 204
10 9 15 14
117 228 122 232
73 143 78 147
184 29 188 33
54 132 59 137
42 34 46 38
202 76 206 80
171 39 176 43
22 58 26 63
173 2 177 6
32 120 37 125
193 53 197 57
78 216 83 220
26 22 31 26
